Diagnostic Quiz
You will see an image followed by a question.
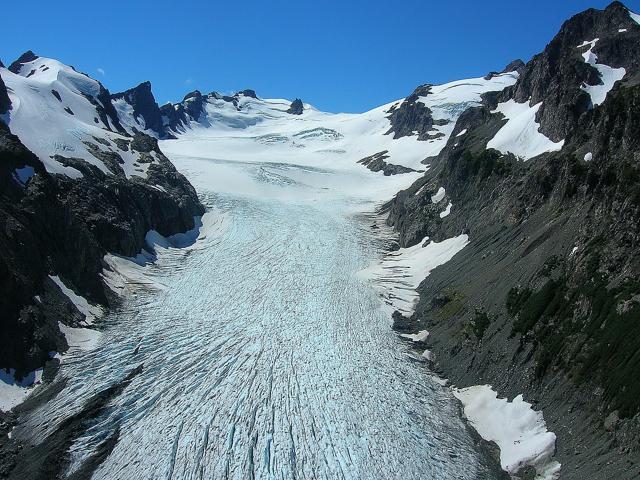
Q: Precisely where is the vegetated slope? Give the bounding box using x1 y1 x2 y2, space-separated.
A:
0 54 204 379
384 2 640 478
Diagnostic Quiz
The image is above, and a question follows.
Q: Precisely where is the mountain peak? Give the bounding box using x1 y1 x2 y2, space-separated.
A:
111 80 165 138
287 98 304 115
136 80 153 90
606 1 629 13
503 59 525 73
8 50 39 74
112 80 153 98
236 89 258 99
183 90 203 101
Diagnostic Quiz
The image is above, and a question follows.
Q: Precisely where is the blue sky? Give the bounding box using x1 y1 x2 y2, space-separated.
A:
3 0 639 112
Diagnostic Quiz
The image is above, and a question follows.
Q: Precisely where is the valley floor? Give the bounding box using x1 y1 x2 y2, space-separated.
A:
5 150 504 479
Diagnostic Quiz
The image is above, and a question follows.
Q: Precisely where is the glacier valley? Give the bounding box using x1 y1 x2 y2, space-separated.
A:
12 148 503 479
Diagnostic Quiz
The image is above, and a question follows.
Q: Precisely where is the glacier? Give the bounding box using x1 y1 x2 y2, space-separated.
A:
12 148 504 479
2 65 532 478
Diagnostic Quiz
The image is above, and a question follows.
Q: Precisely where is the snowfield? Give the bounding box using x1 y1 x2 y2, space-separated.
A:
1 58 161 179
487 100 564 160
358 234 469 316
0 368 43 412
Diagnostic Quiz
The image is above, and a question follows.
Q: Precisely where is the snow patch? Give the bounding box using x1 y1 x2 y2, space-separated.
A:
456 129 468 137
412 73 519 168
439 202 452 218
0 368 43 412
431 187 446 203
487 100 564 160
102 211 228 296
577 39 626 107
359 234 469 316
102 253 166 296
584 152 593 162
58 322 102 350
453 385 561 479
399 330 430 342
49 275 103 325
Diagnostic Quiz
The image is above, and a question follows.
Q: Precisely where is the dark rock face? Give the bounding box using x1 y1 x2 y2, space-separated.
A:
237 89 258 99
0 119 204 378
287 98 304 115
385 85 439 140
8 50 38 74
358 151 418 176
0 74 10 114
382 3 640 478
82 83 129 135
159 102 188 133
503 59 525 73
484 59 526 80
182 90 207 122
157 91 209 134
505 1 640 141
111 81 167 138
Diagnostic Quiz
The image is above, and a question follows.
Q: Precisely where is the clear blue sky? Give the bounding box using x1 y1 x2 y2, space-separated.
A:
3 0 639 112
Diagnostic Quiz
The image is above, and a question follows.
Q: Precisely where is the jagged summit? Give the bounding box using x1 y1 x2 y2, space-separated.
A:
507 0 640 141
287 98 304 115
484 59 525 80
237 89 258 98
111 80 166 138
8 50 38 73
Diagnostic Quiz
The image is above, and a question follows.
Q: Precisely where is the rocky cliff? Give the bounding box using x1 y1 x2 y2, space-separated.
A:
0 56 204 379
111 81 168 138
384 2 640 478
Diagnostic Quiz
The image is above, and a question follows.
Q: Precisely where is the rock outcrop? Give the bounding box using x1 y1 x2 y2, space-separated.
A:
385 85 439 140
0 57 205 379
383 2 640 478
358 151 418 176
111 81 168 138
287 98 304 115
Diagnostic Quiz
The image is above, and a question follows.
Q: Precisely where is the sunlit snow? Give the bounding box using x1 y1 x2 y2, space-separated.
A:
431 186 446 203
359 234 469 316
577 39 626 107
440 202 453 218
487 100 564 160
453 385 561 479
0 368 43 412
0 59 160 179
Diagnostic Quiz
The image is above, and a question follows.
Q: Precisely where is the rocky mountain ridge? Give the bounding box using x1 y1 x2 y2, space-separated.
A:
383 2 640 478
114 83 304 138
0 55 204 380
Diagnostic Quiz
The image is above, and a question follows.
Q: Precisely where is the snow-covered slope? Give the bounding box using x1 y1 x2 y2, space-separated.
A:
1 54 165 179
159 72 519 180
